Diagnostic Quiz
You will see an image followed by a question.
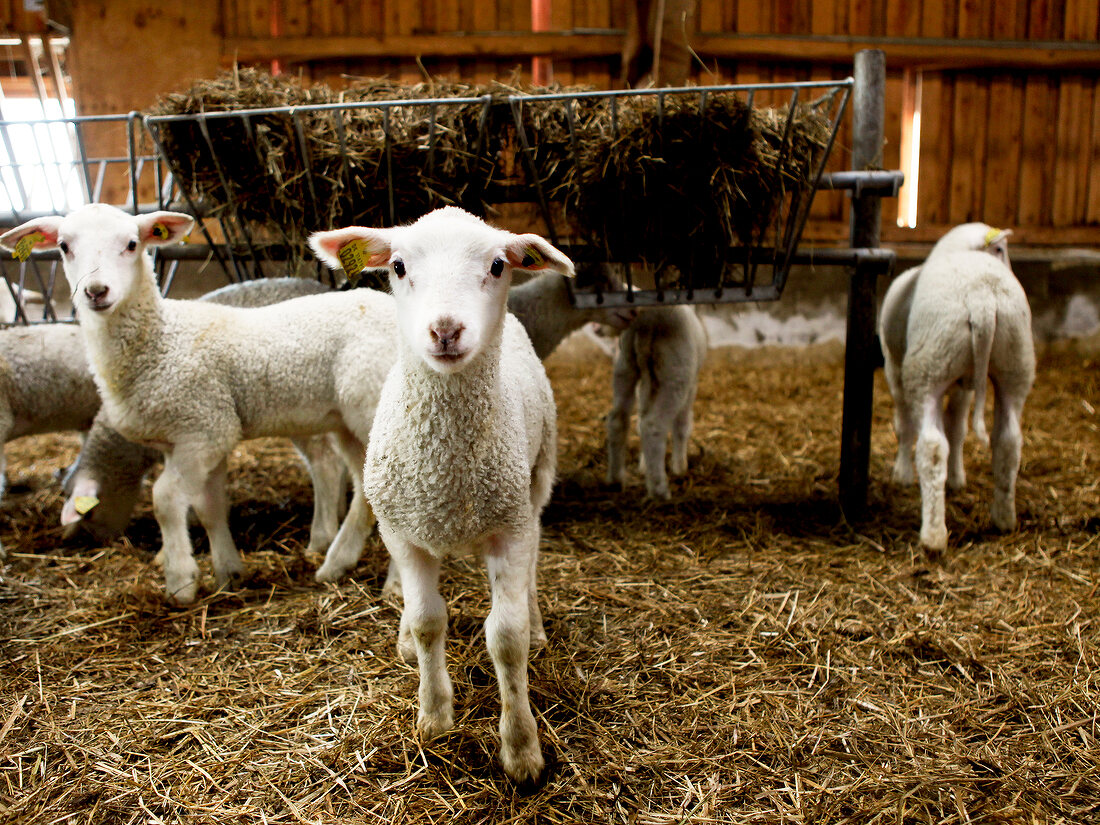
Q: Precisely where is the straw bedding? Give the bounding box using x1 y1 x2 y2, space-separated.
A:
148 69 834 281
0 341 1097 823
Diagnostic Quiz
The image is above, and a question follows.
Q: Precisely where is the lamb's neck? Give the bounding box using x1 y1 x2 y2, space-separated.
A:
398 339 502 431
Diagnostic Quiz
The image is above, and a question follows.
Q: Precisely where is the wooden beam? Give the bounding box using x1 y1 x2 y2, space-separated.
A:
693 33 1100 70
223 32 623 63
223 31 1100 71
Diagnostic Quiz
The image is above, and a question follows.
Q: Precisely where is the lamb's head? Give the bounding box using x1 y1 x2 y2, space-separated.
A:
928 222 1012 268
0 204 193 316
311 207 574 373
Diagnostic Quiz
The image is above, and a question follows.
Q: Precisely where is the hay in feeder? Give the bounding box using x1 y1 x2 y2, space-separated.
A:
148 69 835 283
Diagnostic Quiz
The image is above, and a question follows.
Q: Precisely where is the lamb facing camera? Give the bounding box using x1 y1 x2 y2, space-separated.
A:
311 206 569 784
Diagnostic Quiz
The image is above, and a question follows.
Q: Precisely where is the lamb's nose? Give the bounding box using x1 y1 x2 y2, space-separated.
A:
84 283 109 302
430 319 464 350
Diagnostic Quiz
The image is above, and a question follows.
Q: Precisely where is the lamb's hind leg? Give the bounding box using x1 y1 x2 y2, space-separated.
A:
944 385 972 491
914 393 950 551
990 382 1026 532
605 335 639 488
292 433 347 556
314 432 374 584
485 526 544 784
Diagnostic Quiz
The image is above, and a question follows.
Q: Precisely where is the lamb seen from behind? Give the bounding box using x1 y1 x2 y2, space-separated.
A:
0 204 398 604
311 206 570 784
879 222 1034 550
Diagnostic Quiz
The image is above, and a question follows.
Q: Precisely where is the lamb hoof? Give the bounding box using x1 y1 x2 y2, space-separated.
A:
891 462 916 486
990 501 1017 532
314 562 347 584
214 563 245 593
530 623 548 651
919 524 948 552
946 472 967 492
646 484 671 501
417 707 454 741
165 577 200 606
501 741 545 786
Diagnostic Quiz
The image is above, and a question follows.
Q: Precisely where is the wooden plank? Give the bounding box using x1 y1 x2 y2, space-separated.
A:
736 1 768 34
1017 75 1056 227
957 0 988 39
947 74 979 224
921 0 955 37
1027 0 1054 39
1064 0 1100 41
982 74 1024 229
699 0 722 31
882 68 904 224
811 0 836 34
1087 77 1100 224
227 33 1100 70
991 0 1021 39
848 0 872 36
688 34 1100 70
1053 75 1092 226
915 71 952 226
885 0 920 36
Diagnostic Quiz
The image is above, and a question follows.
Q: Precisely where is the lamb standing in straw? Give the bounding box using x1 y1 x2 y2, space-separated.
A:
879 222 1033 550
0 204 396 604
311 206 569 784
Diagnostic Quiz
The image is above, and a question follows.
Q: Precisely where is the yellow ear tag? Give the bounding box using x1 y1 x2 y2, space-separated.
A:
520 246 544 268
73 495 99 515
337 239 370 276
983 227 1003 247
151 222 170 241
13 232 45 262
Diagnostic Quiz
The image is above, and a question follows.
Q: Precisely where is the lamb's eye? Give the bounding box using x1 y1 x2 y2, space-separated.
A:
58 241 69 255
393 260 406 278
126 240 137 252
490 258 504 278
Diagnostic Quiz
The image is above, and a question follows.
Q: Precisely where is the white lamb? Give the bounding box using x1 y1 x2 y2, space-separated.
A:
0 323 100 558
605 304 708 499
58 277 347 548
506 266 636 359
878 222 1034 550
0 204 398 604
311 206 570 784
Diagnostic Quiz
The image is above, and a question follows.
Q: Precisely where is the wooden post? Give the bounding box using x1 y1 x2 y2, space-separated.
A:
839 49 887 520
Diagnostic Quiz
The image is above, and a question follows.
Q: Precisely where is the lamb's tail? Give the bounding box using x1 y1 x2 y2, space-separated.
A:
966 295 996 447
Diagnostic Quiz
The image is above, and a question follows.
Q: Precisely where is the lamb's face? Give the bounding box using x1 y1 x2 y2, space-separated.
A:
309 207 576 375
0 204 193 317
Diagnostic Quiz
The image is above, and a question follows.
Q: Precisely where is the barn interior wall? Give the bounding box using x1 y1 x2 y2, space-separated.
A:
0 0 1097 246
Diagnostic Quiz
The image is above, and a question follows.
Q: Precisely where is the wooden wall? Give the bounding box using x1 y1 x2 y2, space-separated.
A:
2 1 1098 246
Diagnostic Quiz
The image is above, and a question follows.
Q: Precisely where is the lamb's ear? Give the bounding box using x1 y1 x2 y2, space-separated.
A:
136 212 194 246
505 233 575 278
0 217 62 259
309 227 393 275
61 478 100 526
984 227 1012 265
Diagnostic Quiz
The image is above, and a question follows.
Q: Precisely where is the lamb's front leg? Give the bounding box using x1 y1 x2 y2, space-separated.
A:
486 528 544 784
385 523 453 739
153 446 238 605
191 455 244 592
605 342 639 488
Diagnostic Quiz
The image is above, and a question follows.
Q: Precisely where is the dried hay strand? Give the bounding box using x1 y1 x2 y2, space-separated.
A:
148 69 834 283
0 343 1097 823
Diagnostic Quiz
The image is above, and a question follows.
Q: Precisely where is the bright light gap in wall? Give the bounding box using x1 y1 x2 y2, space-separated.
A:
897 71 922 229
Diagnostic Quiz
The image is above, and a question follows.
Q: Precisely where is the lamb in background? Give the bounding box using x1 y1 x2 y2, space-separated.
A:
604 304 708 499
59 277 347 549
0 205 397 604
506 265 636 359
878 222 1033 550
311 206 570 784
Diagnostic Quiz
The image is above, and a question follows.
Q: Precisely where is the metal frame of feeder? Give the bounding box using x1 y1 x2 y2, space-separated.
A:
0 50 899 515
506 78 854 309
